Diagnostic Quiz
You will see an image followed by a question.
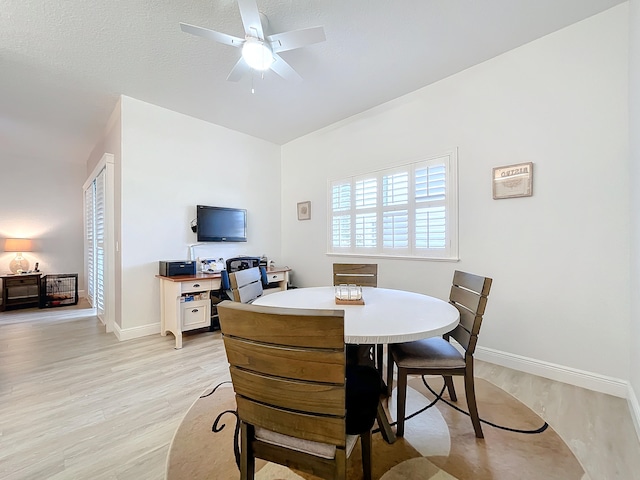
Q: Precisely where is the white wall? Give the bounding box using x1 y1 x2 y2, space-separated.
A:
118 97 281 332
0 153 85 295
281 5 629 386
628 0 640 433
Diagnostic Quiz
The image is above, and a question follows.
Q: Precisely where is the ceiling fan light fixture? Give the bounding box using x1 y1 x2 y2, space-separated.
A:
242 37 273 71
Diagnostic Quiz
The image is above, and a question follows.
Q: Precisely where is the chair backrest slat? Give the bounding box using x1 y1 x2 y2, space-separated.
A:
449 285 488 316
447 323 472 351
452 304 483 337
217 301 348 448
224 337 345 384
236 396 346 445
448 271 492 355
230 267 263 303
219 303 344 348
332 263 378 287
453 270 492 296
229 366 345 416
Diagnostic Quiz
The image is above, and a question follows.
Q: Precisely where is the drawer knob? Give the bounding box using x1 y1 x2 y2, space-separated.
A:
193 283 200 288
191 309 199 313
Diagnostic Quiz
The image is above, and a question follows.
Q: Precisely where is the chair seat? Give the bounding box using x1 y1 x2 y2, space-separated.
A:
255 427 359 460
391 337 465 369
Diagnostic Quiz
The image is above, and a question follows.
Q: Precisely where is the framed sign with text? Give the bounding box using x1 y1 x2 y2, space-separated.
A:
492 162 533 199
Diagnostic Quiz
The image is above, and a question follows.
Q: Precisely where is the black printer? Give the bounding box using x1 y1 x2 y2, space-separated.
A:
158 260 196 277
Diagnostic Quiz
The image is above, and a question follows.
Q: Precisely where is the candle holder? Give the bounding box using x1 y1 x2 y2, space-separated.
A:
334 284 364 305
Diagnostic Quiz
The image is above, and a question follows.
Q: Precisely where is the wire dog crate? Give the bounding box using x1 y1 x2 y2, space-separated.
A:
40 274 78 308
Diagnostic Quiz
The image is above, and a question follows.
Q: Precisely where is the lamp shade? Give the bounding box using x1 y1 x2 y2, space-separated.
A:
4 238 32 253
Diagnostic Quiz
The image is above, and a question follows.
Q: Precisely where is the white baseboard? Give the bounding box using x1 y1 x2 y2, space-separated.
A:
628 384 640 443
113 321 160 341
475 346 628 398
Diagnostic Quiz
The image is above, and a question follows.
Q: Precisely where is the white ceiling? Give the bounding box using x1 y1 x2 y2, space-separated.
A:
0 0 625 164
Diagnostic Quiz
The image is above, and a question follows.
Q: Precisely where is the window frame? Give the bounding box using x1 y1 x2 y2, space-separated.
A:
327 150 459 261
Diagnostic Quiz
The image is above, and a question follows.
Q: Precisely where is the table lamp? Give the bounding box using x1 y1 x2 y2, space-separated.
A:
4 238 33 274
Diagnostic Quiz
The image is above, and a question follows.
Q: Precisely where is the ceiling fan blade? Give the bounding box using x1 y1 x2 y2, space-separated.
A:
269 54 302 82
180 22 244 47
237 0 264 39
268 26 326 53
227 58 251 82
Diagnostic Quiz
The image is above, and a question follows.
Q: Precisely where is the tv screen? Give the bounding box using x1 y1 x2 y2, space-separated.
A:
196 205 247 242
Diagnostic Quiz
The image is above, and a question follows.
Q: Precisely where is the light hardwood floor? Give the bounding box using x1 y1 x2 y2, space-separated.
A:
1 302 639 479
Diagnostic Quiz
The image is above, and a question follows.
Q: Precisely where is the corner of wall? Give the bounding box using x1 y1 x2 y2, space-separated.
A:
628 383 640 444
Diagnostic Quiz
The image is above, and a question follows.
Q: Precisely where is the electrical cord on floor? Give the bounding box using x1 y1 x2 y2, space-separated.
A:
200 380 232 398
419 376 549 434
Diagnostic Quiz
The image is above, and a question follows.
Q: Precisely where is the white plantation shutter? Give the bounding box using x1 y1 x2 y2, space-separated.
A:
328 151 458 259
415 163 447 250
84 182 96 306
332 182 351 248
383 210 409 248
355 213 377 247
355 177 377 248
95 168 106 321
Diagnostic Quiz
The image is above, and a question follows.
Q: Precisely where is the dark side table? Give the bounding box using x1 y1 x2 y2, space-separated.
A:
0 273 42 312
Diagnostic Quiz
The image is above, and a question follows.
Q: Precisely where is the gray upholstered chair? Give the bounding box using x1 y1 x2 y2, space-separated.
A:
217 300 373 480
387 270 492 438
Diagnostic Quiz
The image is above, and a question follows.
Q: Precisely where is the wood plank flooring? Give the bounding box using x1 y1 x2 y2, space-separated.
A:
1 302 639 479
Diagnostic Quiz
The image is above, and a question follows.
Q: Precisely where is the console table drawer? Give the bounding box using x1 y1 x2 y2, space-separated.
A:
266 272 285 283
181 300 210 330
181 280 215 294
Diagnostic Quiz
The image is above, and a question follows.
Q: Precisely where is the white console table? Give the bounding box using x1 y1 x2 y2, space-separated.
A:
157 268 290 349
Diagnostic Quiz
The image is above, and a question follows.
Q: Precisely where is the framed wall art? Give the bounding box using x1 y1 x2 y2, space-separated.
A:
297 201 311 221
492 162 533 199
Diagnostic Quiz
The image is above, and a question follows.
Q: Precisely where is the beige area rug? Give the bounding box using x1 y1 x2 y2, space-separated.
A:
166 377 586 480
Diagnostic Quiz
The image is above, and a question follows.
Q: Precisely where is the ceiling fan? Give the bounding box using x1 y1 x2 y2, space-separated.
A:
180 0 326 82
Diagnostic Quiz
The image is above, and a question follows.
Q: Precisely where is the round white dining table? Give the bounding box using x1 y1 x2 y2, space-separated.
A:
252 286 460 345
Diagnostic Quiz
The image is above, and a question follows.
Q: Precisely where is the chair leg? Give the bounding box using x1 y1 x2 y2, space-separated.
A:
443 375 457 402
396 368 407 437
240 422 255 480
335 448 347 479
386 348 394 397
464 371 483 438
360 429 372 480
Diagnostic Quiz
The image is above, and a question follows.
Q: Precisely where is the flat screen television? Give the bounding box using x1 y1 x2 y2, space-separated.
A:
196 205 247 242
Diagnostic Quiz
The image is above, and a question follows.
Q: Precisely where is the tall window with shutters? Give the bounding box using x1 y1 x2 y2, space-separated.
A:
329 151 458 259
84 167 106 321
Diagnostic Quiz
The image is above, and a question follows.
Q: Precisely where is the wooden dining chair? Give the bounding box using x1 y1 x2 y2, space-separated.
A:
228 267 264 303
217 301 374 480
333 263 378 288
387 270 492 438
332 263 385 375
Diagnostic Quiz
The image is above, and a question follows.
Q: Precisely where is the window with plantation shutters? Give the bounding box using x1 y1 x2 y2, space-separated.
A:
328 151 458 259
84 184 95 307
84 168 106 320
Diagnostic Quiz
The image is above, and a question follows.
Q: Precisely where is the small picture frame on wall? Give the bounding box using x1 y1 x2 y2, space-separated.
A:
297 201 311 221
493 162 533 199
